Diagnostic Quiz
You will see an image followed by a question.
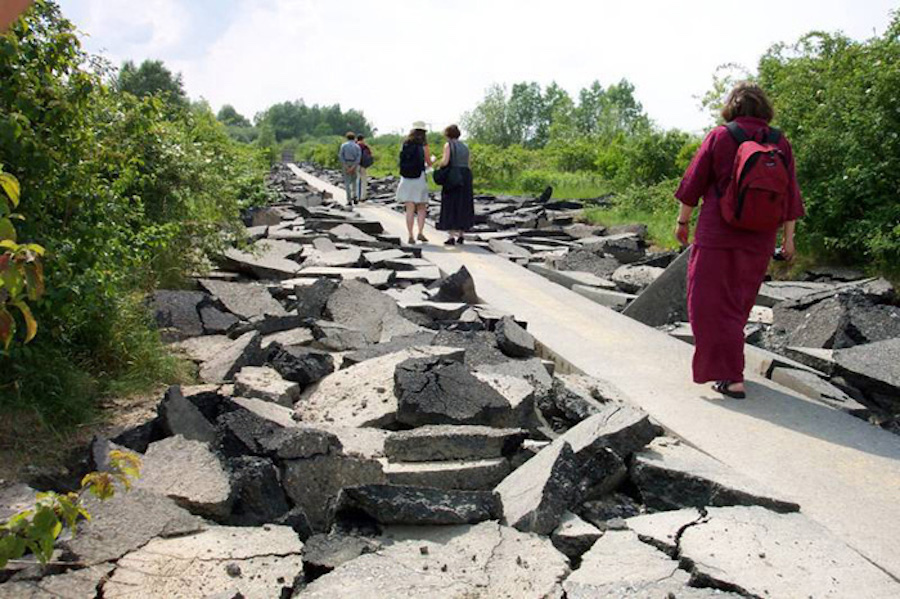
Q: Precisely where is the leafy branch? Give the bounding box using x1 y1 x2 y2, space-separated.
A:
0 449 142 568
0 166 45 351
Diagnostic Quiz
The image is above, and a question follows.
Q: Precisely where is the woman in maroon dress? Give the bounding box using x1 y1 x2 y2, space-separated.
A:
674 82 805 398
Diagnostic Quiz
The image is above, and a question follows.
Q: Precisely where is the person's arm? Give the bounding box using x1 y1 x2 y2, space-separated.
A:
782 220 796 260
423 144 433 167
672 129 716 246
675 203 694 246
440 142 451 167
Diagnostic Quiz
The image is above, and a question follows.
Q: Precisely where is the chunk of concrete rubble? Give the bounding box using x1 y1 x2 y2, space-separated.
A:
221 243 303 279
259 426 343 459
783 346 837 374
544 373 626 424
401 300 469 321
384 458 511 491
564 529 738 599
622 248 689 326
579 233 645 264
489 238 532 258
226 455 292 526
267 344 335 386
363 248 408 266
150 289 206 340
638 506 900 598
494 440 578 535
577 493 643 530
384 425 527 462
60 489 204 565
200 304 240 334
0 482 35 522
611 264 664 294
335 485 499 526
551 511 603 559
261 326 314 349
432 329 509 367
158 385 217 444
528 263 618 290
326 279 423 343
136 435 233 519
340 331 438 366
394 266 442 283
234 365 300 406
434 265 479 303
199 331 263 383
476 356 554 395
199 279 288 320
0 565 115 599
770 366 869 413
495 315 536 358
310 320 368 351
282 455 387 532
394 356 517 428
631 437 800 513
833 337 900 410
297 346 463 428
173 334 232 363
303 247 363 268
557 248 621 279
294 277 337 319
572 284 637 310
298 522 569 599
102 526 304 599
302 532 382 580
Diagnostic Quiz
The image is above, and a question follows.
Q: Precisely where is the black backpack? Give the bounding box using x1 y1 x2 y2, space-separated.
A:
360 145 374 168
399 142 425 178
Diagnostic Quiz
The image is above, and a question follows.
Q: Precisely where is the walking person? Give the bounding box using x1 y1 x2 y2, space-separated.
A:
396 122 433 244
356 134 373 202
338 131 362 205
435 124 474 245
674 82 805 399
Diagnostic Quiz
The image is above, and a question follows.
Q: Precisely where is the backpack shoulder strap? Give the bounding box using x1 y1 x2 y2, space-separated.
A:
766 127 782 144
725 121 750 145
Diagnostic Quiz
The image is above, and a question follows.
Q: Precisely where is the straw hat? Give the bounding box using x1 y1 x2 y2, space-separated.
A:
412 121 427 131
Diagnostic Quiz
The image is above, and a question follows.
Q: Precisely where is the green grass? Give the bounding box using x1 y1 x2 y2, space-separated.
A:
582 206 680 251
0 293 195 430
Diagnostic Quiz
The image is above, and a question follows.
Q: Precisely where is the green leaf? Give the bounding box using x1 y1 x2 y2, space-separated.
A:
0 218 15 242
0 173 19 208
12 301 36 343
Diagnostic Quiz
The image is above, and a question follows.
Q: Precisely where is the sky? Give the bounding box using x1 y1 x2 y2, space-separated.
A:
57 0 898 135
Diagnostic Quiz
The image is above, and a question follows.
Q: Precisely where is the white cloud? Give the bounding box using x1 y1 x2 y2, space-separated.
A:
64 0 899 133
79 0 190 61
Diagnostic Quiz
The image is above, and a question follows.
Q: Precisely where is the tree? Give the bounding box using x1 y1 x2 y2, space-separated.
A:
115 59 187 105
576 79 648 139
507 82 544 147
216 104 250 127
757 15 900 268
461 84 516 146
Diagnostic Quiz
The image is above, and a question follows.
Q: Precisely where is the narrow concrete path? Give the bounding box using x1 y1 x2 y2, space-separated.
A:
291 165 900 580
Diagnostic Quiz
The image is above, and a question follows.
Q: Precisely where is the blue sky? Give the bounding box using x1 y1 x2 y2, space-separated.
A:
58 0 898 134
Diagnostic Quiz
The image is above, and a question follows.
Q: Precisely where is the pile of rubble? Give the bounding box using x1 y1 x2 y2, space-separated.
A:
307 163 900 435
2 163 897 598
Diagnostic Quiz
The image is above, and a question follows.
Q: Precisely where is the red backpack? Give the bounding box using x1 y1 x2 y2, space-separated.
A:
719 122 790 232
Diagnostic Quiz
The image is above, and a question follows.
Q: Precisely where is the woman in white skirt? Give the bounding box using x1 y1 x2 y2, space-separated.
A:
397 123 433 244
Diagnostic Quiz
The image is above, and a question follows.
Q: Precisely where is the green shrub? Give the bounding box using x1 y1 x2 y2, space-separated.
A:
759 15 900 270
0 1 266 426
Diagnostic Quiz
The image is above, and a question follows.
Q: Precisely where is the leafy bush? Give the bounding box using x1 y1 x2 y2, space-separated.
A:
0 1 269 425
0 449 141 568
759 15 900 270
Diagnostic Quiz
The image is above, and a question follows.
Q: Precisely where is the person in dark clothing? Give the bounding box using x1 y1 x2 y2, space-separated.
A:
675 82 805 399
436 124 474 246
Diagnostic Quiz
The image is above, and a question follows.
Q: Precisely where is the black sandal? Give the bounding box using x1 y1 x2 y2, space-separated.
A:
444 238 457 246
712 381 746 399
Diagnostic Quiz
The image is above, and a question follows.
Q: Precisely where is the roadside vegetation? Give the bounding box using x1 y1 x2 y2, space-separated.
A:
0 1 272 430
282 13 900 275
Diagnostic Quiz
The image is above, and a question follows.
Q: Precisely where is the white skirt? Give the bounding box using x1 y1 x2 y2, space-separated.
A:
396 173 429 204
